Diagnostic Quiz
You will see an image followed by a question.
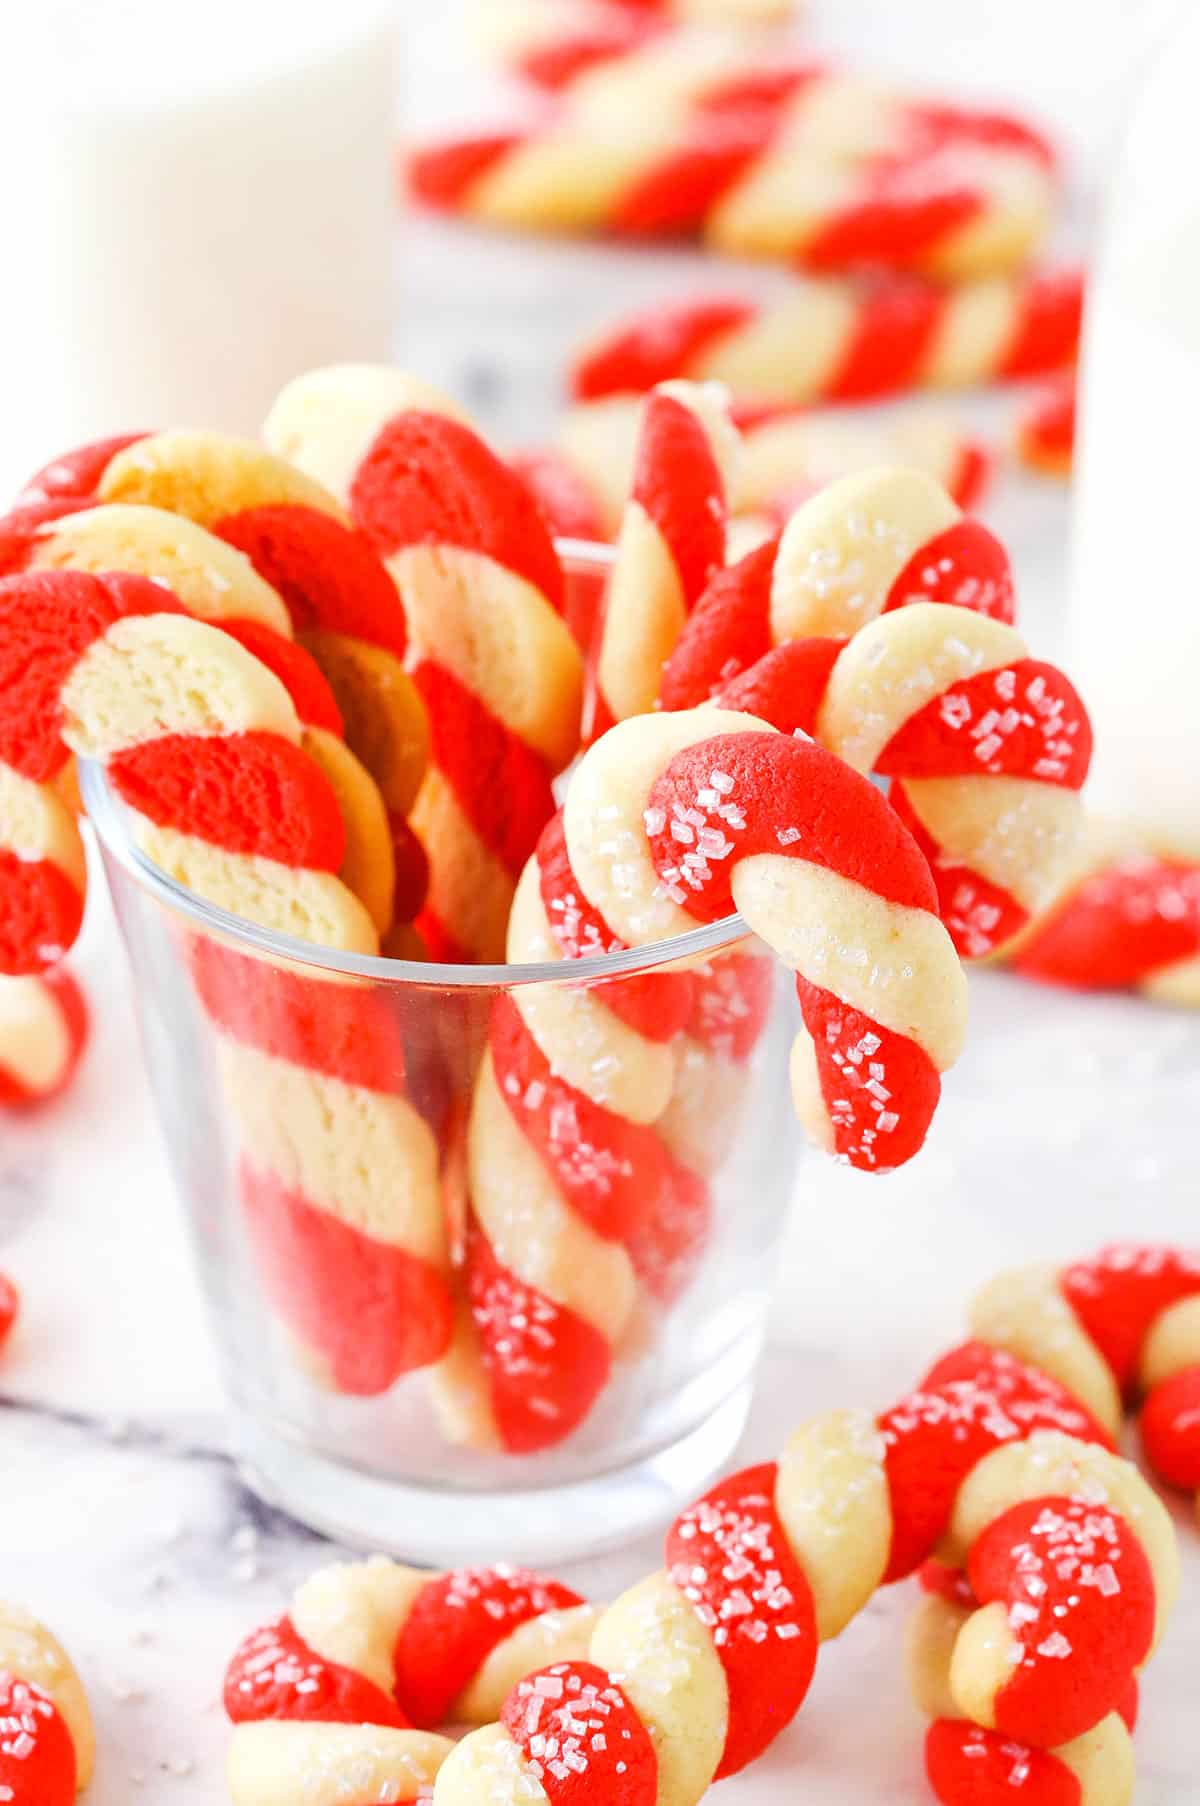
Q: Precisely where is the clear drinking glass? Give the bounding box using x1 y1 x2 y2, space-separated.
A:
76 548 800 1565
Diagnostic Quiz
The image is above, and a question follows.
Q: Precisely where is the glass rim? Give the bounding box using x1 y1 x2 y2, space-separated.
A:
77 529 752 990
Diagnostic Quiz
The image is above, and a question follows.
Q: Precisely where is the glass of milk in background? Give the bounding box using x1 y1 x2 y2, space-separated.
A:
0 1 398 496
1069 2 1200 859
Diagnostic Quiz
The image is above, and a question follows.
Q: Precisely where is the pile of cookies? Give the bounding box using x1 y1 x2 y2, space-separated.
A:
215 1240 1199 1806
0 370 1097 1453
410 0 1084 499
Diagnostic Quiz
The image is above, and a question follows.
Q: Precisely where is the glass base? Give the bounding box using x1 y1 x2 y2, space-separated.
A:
232 1380 754 1567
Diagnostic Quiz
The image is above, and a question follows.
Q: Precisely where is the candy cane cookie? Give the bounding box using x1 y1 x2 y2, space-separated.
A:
0 568 451 1393
968 1246 1200 1511
591 381 738 737
434 1347 1171 1806
0 1603 94 1802
573 267 1083 405
1015 372 1076 480
408 63 1055 279
567 705 968 1168
265 366 583 962
432 796 718 1452
0 496 401 938
550 394 991 545
15 431 430 915
0 970 88 1109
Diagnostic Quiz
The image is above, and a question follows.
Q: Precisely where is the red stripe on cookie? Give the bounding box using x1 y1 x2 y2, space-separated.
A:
109 731 347 870
518 15 659 89
949 443 992 512
220 620 344 736
998 269 1084 380
1015 858 1200 992
715 639 846 739
888 779 1027 961
1060 1247 1200 1394
224 1616 410 1728
631 390 727 607
18 432 150 506
925 1720 1081 1806
406 135 525 210
490 996 710 1302
686 952 774 1062
0 499 89 576
875 660 1091 786
536 812 693 1042
645 731 942 916
0 1674 77 1806
801 166 982 274
394 1569 585 1728
240 1162 454 1395
465 1219 612 1453
572 300 756 401
501 1661 658 1806
969 1496 1155 1748
351 411 566 614
918 1343 1113 1450
797 978 940 1171
658 536 780 709
215 505 409 660
413 661 556 879
665 1462 818 1777
0 1274 18 1346
0 852 85 977
188 939 407 1091
825 279 944 401
884 519 1015 622
610 127 768 236
510 450 608 548
1140 1367 1200 1491
0 568 183 781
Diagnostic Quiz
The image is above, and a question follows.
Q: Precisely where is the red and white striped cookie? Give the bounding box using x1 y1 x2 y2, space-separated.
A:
0 568 451 1395
0 970 88 1110
0 1603 94 1803
1015 372 1076 480
265 366 584 963
15 430 430 925
0 494 403 940
435 1363 1168 1806
1014 850 1200 1007
409 62 1056 279
435 804 717 1452
591 380 738 737
969 1245 1200 1511
572 268 1082 405
563 705 968 1168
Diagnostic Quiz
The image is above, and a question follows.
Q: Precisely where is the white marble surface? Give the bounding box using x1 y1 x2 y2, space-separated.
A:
5 4 1200 1801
